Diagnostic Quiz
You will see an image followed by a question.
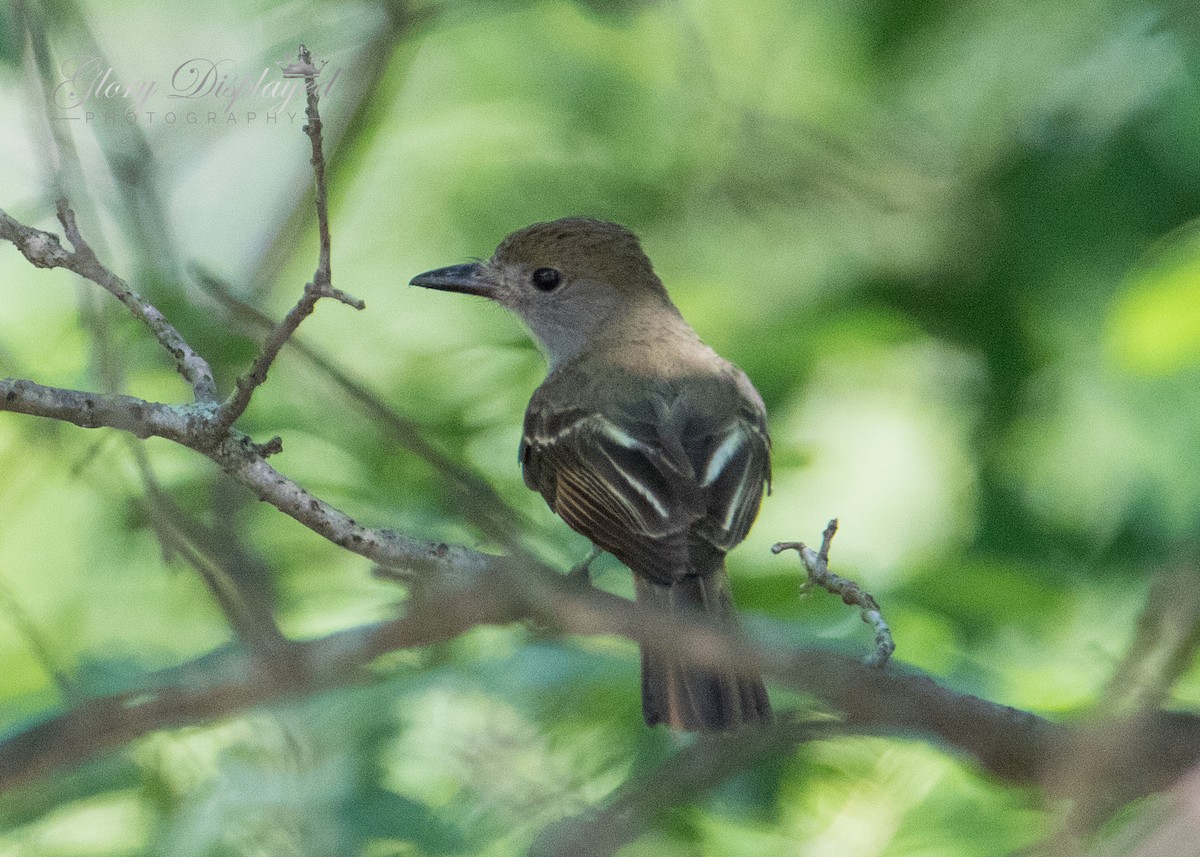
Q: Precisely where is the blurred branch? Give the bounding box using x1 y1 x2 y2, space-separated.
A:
0 575 517 794
134 473 289 655
532 712 833 857
1043 563 1200 850
1109 760 1200 857
16 0 181 283
1102 564 1200 717
0 577 76 704
1 556 1196 812
0 561 1042 792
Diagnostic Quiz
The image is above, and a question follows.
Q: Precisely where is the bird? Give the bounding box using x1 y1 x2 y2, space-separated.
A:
410 217 771 730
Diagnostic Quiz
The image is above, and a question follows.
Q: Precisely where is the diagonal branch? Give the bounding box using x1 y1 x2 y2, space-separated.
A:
0 377 491 581
194 269 524 540
0 204 218 403
212 279 350 436
0 578 519 795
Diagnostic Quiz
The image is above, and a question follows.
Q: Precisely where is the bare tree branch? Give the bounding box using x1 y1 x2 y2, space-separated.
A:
0 204 218 403
0 576 516 795
773 519 896 667
0 377 491 580
194 268 523 540
213 46 363 436
0 45 478 583
0 564 1040 793
297 44 335 300
0 557 1195 812
213 279 343 434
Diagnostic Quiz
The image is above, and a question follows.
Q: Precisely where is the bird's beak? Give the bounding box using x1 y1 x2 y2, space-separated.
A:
409 262 495 298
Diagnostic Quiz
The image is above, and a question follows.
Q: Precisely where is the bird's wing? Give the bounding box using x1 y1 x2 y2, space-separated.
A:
521 404 697 584
688 406 771 553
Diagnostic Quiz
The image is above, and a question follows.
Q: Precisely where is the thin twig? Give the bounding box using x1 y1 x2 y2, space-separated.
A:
0 576 76 704
773 519 896 667
213 45 362 436
300 45 333 296
0 204 218 403
195 269 520 539
134 475 289 655
212 282 328 436
297 43 358 309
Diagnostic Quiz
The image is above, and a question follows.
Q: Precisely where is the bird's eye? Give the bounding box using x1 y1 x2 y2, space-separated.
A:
531 267 562 291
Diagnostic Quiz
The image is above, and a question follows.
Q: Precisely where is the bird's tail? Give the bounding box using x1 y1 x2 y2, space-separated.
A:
635 564 771 731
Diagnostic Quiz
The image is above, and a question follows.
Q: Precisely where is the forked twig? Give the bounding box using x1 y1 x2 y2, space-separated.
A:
213 44 364 436
0 203 218 403
773 519 895 667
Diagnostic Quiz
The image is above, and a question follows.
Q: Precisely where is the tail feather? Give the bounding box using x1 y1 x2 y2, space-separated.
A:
636 567 771 731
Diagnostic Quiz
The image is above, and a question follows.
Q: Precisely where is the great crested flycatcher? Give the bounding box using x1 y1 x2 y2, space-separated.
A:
411 217 771 730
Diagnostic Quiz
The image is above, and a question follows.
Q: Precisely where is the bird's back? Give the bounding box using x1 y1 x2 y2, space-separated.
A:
522 338 770 582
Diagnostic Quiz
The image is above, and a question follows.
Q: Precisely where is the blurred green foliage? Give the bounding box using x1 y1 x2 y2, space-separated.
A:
1 0 1199 853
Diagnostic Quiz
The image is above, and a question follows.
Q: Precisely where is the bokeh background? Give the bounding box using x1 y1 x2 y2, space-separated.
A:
2 0 1200 854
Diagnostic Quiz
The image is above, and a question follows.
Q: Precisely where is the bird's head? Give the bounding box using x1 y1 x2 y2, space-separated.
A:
411 218 672 367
